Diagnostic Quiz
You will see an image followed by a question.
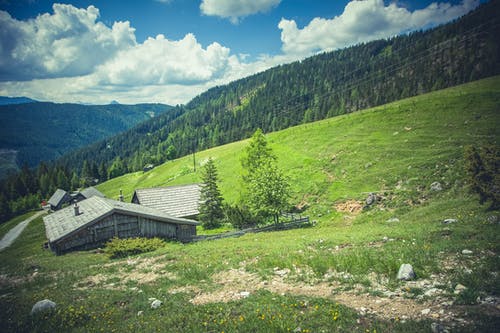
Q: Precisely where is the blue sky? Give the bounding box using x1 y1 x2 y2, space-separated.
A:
0 0 483 104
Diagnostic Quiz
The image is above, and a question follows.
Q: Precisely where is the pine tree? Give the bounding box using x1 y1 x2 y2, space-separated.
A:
199 157 224 229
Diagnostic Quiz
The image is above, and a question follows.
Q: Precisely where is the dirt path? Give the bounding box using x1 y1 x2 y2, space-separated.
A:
0 211 46 251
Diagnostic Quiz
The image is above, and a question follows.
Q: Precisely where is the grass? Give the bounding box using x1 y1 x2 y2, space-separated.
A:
0 76 499 332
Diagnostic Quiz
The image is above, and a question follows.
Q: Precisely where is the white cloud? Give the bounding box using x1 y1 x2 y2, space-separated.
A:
97 33 233 86
279 0 479 56
0 3 136 80
200 0 281 24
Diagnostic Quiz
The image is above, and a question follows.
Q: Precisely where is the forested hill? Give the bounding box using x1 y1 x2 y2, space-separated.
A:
0 102 172 176
54 0 500 178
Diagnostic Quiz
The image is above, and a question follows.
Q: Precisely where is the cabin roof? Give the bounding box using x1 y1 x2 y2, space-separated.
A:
80 186 105 199
43 196 198 243
132 184 201 218
48 189 69 207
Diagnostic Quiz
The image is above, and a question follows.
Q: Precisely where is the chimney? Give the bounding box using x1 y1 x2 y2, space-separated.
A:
119 189 124 202
74 202 80 216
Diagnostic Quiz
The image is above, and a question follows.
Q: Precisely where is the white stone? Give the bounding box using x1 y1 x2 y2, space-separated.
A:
240 291 250 298
397 264 416 280
454 284 467 295
151 299 162 309
461 249 473 255
430 182 442 191
31 299 56 315
421 308 431 315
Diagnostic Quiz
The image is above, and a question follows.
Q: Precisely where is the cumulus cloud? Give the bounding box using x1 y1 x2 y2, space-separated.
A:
0 3 136 81
279 0 479 56
200 0 281 24
97 33 233 86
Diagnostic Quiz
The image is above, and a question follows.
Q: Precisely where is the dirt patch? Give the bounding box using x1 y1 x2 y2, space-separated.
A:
184 267 442 320
76 255 176 290
334 200 363 215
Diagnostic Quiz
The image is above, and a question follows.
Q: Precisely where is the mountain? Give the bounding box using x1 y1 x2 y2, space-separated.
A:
0 102 173 177
0 96 37 105
56 1 500 179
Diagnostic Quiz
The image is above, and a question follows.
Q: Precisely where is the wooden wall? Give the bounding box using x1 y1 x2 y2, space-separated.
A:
50 213 195 254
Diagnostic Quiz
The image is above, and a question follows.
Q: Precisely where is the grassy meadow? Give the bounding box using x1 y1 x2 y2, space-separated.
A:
0 76 499 332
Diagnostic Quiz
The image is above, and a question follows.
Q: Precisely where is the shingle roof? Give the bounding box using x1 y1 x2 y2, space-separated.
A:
132 184 201 218
80 186 105 199
48 189 69 207
43 196 198 243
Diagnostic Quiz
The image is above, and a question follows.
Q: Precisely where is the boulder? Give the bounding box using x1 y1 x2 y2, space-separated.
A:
461 249 473 255
30 299 56 315
365 193 377 206
430 182 442 191
397 264 416 280
442 218 458 224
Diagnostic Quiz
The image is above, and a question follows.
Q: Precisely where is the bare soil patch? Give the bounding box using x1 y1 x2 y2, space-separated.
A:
334 200 364 215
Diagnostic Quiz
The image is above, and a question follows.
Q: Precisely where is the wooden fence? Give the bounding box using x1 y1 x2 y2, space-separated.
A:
191 214 312 242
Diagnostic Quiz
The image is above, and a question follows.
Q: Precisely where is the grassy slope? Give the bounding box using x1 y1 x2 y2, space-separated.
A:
0 77 499 332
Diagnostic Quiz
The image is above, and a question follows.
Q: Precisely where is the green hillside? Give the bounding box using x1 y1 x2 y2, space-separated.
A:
1 77 499 332
97 76 500 212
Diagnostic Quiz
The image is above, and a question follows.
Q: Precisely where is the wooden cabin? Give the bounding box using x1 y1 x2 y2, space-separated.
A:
43 196 199 255
131 184 201 219
71 186 105 202
47 189 71 211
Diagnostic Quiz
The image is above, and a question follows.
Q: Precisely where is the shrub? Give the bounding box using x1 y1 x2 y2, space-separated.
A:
223 203 262 229
104 237 166 259
464 145 500 209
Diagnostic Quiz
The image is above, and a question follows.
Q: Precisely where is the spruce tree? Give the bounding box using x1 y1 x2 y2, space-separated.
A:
199 157 224 229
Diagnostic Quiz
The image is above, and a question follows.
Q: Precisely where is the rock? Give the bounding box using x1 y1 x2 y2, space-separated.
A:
30 299 56 315
386 217 400 223
137 311 144 316
397 264 416 280
461 249 473 255
365 193 377 206
430 182 442 191
151 299 162 309
421 308 431 315
274 268 290 277
382 236 389 242
454 284 467 295
424 288 441 297
442 218 458 224
431 322 445 333
487 215 498 224
239 291 250 298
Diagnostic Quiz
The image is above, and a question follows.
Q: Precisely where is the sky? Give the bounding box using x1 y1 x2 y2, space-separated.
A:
0 0 484 105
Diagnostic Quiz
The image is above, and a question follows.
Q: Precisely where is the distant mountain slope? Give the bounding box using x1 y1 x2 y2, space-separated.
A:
0 102 172 176
0 97 37 105
57 1 500 180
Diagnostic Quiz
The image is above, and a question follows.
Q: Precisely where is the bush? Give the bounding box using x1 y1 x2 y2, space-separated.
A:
464 145 500 209
224 203 262 229
104 237 166 259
